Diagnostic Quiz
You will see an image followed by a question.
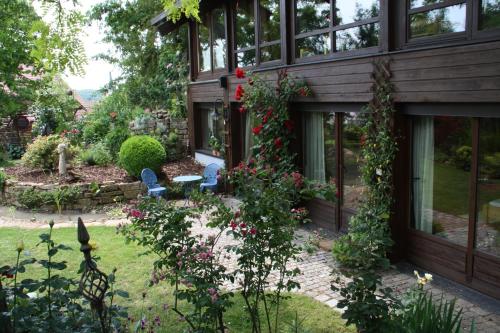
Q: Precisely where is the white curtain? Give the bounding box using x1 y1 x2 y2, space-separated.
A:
244 112 254 161
303 112 326 182
413 116 434 234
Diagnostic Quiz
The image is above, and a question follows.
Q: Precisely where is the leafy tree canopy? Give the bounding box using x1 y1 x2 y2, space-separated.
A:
89 0 189 115
0 0 86 118
162 0 200 22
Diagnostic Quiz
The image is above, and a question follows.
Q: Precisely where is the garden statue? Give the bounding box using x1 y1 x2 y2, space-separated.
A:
57 143 67 177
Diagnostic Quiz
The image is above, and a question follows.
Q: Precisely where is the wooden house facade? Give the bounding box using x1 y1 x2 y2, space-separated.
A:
153 0 500 299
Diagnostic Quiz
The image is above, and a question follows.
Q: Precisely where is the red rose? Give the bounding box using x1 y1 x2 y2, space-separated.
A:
274 137 283 148
250 227 257 235
234 211 240 219
235 67 245 79
230 220 237 230
235 84 244 100
241 229 247 237
284 119 294 132
239 222 247 229
248 78 254 85
252 124 263 135
263 114 268 124
298 87 308 97
239 106 246 114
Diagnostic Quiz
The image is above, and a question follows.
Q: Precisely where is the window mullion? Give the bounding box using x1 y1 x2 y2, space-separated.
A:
466 118 480 281
255 0 260 66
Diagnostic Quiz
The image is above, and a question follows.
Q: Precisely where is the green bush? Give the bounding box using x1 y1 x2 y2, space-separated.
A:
21 135 63 170
104 127 130 159
17 187 81 211
0 170 6 192
484 152 500 178
79 143 113 166
454 145 472 171
7 144 25 159
118 135 166 177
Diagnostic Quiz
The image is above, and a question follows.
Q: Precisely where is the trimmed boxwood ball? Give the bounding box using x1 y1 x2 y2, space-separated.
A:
119 135 166 177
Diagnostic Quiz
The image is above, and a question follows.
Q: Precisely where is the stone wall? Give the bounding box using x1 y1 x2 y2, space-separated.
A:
1 179 145 212
0 117 32 150
130 110 189 161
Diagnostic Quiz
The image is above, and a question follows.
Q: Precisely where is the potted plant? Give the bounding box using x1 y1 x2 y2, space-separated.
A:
209 135 221 156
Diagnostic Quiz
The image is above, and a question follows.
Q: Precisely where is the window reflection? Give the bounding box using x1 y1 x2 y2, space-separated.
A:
334 0 379 25
213 8 226 69
237 49 256 67
410 4 466 38
296 34 331 58
410 0 447 9
235 0 255 50
199 14 211 72
200 106 225 151
260 44 281 62
260 0 280 42
343 113 365 211
296 0 331 34
476 119 500 257
412 116 471 247
303 112 336 184
336 23 379 52
480 0 500 30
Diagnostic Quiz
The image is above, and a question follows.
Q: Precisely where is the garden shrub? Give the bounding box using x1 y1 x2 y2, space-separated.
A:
104 127 130 159
118 135 166 177
7 144 25 160
484 152 500 178
79 143 113 166
17 187 81 211
0 170 6 192
454 145 472 171
21 135 63 170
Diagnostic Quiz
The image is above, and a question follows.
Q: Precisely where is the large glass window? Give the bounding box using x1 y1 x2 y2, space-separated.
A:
476 119 500 257
199 105 225 152
198 8 227 73
234 0 281 67
303 112 336 183
412 116 471 247
480 0 500 30
343 113 365 211
409 3 466 39
295 0 380 59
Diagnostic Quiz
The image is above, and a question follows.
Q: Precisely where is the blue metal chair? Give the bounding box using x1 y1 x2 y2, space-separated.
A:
141 168 167 199
200 163 221 193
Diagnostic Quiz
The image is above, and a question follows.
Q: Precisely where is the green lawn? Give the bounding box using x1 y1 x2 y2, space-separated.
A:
0 226 353 333
434 163 500 217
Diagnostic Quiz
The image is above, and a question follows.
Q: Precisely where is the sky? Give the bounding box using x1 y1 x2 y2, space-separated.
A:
36 0 122 91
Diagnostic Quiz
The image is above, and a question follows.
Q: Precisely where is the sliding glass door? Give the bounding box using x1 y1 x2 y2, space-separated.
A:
411 114 500 297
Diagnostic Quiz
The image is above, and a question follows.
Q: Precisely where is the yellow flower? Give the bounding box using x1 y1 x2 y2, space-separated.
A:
89 240 98 252
16 240 25 253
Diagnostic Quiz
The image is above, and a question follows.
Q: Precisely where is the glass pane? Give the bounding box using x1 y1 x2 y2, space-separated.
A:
334 0 379 26
200 106 225 151
410 0 447 9
296 34 331 58
303 112 336 184
212 8 227 69
235 0 255 50
260 44 281 62
480 0 500 30
236 49 256 67
260 0 280 43
410 4 466 38
476 119 500 257
343 112 365 211
412 116 471 247
199 13 211 72
335 23 379 52
295 0 331 34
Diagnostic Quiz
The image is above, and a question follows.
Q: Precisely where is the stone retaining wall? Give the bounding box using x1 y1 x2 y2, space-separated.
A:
0 179 145 212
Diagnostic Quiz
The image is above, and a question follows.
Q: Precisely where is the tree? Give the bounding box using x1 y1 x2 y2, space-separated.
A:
162 0 200 22
0 0 86 118
89 0 189 115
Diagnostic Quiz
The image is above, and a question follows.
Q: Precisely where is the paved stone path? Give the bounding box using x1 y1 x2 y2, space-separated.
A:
2 200 500 332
